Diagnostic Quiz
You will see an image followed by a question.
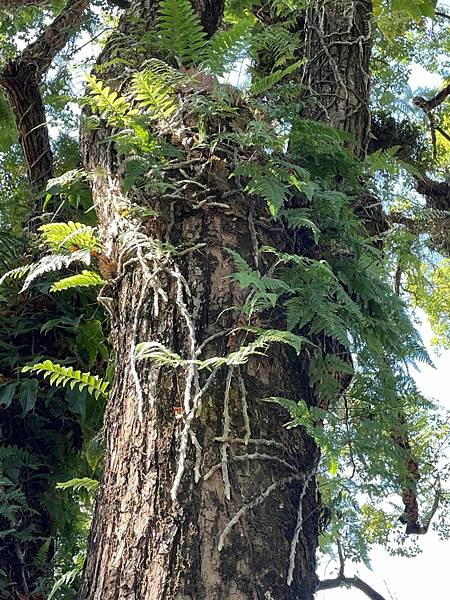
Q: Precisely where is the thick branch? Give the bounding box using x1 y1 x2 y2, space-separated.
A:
435 10 450 20
317 575 387 600
20 0 89 76
416 175 450 211
413 82 450 113
0 0 88 193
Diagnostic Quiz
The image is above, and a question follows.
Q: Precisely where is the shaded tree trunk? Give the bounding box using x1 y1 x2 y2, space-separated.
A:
79 1 373 598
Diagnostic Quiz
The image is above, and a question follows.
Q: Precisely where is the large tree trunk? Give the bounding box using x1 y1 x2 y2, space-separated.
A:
79 1 372 598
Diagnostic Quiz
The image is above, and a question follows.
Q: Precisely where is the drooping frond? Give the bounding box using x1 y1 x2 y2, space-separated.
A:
251 59 304 95
203 20 251 77
20 250 91 292
0 264 32 286
135 341 186 367
282 208 321 242
50 270 105 293
22 360 109 399
48 554 84 600
157 0 208 66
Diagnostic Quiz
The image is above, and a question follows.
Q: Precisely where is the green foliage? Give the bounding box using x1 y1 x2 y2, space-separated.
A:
1 0 449 592
56 477 99 493
132 66 177 123
50 270 105 293
22 360 109 400
85 74 134 126
157 0 208 66
250 59 304 95
39 221 99 253
47 553 85 600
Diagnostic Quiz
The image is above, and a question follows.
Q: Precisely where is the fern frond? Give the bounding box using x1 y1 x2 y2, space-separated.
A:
48 554 84 600
132 68 177 123
22 360 109 399
282 209 321 242
20 250 91 292
50 270 105 293
0 264 31 287
157 0 208 66
251 59 304 95
39 221 99 252
200 328 307 369
204 20 251 77
247 174 289 216
56 477 99 493
85 74 133 125
135 341 186 367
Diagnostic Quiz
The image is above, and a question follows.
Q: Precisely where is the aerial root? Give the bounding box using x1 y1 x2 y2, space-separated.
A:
286 470 316 586
218 474 303 551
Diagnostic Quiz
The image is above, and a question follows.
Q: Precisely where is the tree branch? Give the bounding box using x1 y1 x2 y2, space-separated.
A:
435 9 450 21
413 82 450 112
20 0 89 76
416 175 450 211
317 575 387 600
0 0 89 193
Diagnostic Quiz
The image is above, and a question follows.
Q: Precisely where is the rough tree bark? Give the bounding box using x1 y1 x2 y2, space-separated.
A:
78 1 373 599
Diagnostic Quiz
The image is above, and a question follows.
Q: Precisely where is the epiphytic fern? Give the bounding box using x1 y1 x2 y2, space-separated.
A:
157 0 208 66
0 264 32 287
56 477 99 493
251 59 304 95
20 250 92 292
22 360 109 399
85 74 135 125
39 221 99 252
132 67 177 123
203 19 251 77
50 270 105 293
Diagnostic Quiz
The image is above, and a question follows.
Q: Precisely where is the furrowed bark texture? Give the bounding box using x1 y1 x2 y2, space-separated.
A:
0 61 52 194
301 0 372 157
78 1 373 599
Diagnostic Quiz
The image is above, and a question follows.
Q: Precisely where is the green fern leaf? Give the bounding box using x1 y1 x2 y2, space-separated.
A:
158 0 208 66
39 221 99 252
251 59 304 95
282 209 321 242
22 360 109 399
132 68 177 123
56 477 99 493
248 174 289 216
85 74 133 125
204 19 251 77
48 553 84 600
50 270 105 293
